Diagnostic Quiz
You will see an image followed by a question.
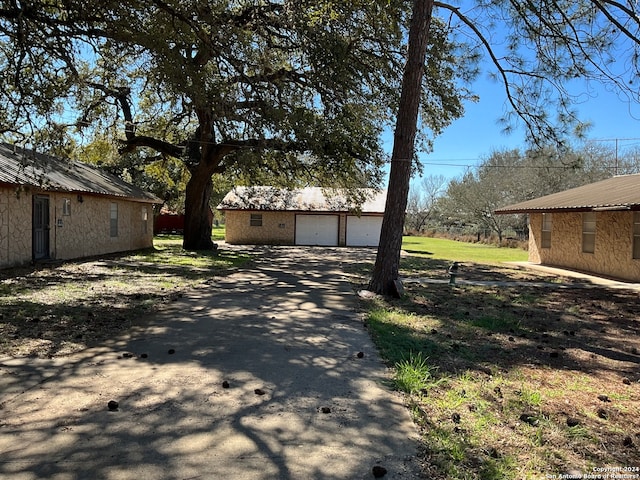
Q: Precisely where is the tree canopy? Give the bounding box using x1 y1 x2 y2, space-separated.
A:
0 0 470 248
435 1 640 143
367 0 640 294
423 143 639 241
2 1 640 289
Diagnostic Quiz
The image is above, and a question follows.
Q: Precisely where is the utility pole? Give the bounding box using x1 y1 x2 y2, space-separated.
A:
615 138 618 175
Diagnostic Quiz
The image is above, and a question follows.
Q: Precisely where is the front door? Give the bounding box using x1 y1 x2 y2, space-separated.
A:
33 195 50 260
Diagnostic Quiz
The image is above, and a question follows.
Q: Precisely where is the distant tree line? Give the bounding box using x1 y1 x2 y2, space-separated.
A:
406 143 640 243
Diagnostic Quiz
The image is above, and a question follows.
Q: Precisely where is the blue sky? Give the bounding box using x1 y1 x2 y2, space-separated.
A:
386 0 640 186
390 73 640 184
429 78 640 178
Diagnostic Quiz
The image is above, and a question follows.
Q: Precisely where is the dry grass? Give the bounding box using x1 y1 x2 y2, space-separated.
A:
0 237 250 358
3 241 638 478
356 256 640 479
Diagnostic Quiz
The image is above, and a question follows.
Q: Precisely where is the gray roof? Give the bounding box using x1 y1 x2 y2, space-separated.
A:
218 186 386 213
495 174 640 214
0 143 160 203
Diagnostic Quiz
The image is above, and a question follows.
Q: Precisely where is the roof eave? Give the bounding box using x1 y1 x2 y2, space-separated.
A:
0 181 162 204
495 205 639 214
217 206 384 214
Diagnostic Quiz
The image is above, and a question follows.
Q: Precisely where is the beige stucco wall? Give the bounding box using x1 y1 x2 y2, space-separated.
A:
225 211 296 245
0 186 32 267
0 189 5 266
53 193 153 260
0 186 154 268
529 211 640 282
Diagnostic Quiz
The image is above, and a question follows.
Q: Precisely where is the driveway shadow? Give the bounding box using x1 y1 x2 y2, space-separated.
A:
0 246 419 480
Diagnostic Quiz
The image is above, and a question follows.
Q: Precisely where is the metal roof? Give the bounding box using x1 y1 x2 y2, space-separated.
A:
0 143 161 203
217 186 387 213
495 174 640 214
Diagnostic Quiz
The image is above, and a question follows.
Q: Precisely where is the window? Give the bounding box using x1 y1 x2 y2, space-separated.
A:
541 213 552 249
141 207 148 234
62 198 71 216
633 212 640 260
582 212 596 254
110 202 118 237
250 213 262 227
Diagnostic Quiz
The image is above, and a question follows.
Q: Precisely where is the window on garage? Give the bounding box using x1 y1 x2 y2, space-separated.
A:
62 198 71 216
142 207 148 234
250 213 263 227
110 202 118 237
541 213 551 249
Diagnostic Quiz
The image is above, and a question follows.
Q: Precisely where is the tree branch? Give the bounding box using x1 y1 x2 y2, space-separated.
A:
434 2 540 136
118 135 184 157
219 138 305 153
592 0 640 46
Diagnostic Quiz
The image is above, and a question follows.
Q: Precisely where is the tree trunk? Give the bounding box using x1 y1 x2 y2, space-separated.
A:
183 163 215 250
369 0 434 295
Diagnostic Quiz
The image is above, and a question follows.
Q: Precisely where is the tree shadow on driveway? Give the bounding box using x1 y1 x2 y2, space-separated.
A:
0 247 420 480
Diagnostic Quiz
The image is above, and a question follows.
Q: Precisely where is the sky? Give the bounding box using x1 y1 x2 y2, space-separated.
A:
420 79 640 178
390 73 640 185
384 0 640 187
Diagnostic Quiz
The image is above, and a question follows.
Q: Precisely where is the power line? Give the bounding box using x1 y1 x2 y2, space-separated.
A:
418 161 625 170
587 137 640 142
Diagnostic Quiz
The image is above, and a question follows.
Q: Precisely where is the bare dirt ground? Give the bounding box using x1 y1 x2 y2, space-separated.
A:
2 250 639 479
0 247 246 358
354 255 640 478
0 246 421 480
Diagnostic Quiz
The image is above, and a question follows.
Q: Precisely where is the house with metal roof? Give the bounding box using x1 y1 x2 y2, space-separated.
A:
0 143 160 268
217 186 386 247
495 174 640 282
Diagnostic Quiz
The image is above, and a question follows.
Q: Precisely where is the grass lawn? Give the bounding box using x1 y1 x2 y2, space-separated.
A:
354 239 640 479
212 224 225 241
0 233 249 357
402 236 528 264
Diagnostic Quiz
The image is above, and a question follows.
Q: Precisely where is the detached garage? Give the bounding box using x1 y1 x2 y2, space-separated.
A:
218 186 386 247
295 214 339 246
346 216 384 247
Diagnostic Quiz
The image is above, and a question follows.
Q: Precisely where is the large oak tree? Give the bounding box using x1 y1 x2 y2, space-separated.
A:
0 0 468 250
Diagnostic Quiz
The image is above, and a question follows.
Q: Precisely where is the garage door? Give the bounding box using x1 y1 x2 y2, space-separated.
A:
346 216 383 247
295 215 339 246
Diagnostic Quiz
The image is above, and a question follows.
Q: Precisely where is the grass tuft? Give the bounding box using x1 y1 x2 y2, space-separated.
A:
394 352 444 394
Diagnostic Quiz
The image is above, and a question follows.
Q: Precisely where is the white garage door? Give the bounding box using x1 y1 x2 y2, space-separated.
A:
295 215 339 246
346 216 383 247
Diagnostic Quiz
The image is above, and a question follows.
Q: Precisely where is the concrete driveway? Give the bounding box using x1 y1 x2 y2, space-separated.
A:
0 247 421 480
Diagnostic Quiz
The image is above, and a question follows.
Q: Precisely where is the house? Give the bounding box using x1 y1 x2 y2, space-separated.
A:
495 174 640 282
217 186 386 247
0 143 161 268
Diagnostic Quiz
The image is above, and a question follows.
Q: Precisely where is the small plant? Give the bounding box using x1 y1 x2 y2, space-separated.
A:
394 351 443 394
565 305 581 315
566 425 593 441
519 387 543 408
